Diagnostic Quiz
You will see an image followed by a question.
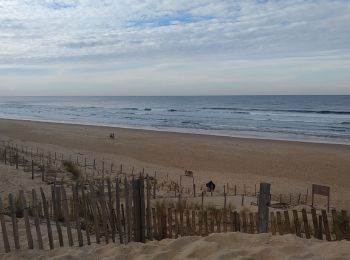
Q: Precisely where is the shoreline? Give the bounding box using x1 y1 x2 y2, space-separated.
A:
0 116 350 147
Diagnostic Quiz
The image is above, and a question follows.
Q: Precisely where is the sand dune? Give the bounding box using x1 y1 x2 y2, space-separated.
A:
1 232 350 260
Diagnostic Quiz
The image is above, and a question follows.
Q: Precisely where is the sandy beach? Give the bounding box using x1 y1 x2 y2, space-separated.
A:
0 118 350 210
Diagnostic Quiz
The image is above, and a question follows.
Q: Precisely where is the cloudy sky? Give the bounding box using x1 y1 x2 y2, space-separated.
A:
1 0 350 95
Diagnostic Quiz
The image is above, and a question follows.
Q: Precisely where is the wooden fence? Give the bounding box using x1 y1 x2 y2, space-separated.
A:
0 177 349 253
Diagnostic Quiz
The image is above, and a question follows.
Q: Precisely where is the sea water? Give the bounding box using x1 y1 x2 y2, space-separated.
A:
0 95 349 144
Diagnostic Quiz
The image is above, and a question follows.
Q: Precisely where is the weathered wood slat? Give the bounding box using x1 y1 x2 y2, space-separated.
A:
322 210 332 241
293 210 301 237
283 211 292 234
311 208 319 239
0 197 11 253
73 184 84 247
270 212 277 235
9 193 20 250
32 189 44 249
341 210 350 241
40 187 54 249
302 209 311 239
80 184 91 245
115 178 124 243
20 191 33 249
88 185 100 244
62 187 74 246
331 209 342 241
276 211 284 235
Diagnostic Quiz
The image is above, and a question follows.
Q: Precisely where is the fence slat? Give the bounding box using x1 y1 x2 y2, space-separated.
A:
0 197 11 253
80 184 91 245
331 209 342 241
192 210 196 235
62 186 74 246
107 178 116 243
322 210 332 241
8 193 20 250
40 187 54 249
341 210 350 241
73 184 84 247
302 209 311 239
89 184 100 244
20 190 33 249
311 208 319 239
276 211 284 235
270 212 277 235
32 189 44 249
116 178 124 243
283 211 292 234
293 210 301 237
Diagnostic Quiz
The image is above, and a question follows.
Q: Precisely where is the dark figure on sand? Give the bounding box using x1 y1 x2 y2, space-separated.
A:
206 181 215 192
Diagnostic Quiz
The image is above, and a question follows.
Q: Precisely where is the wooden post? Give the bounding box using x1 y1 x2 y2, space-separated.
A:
132 178 145 242
0 198 11 252
258 183 271 233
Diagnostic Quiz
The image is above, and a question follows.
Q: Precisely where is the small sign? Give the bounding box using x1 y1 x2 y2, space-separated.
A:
312 184 330 212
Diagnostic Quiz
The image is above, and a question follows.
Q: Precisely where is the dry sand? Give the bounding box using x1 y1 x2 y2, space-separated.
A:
0 118 349 209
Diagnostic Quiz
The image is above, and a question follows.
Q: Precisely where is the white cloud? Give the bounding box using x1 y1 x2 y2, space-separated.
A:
0 0 349 94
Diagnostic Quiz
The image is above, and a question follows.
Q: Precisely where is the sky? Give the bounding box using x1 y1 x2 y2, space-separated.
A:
0 0 350 96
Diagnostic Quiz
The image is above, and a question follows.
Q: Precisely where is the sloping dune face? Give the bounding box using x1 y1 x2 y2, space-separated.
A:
1 232 350 260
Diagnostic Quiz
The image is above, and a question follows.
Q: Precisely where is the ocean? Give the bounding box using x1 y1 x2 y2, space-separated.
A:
0 96 349 144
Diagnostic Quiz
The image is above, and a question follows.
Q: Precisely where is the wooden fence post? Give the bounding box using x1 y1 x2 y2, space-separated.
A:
258 183 271 233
